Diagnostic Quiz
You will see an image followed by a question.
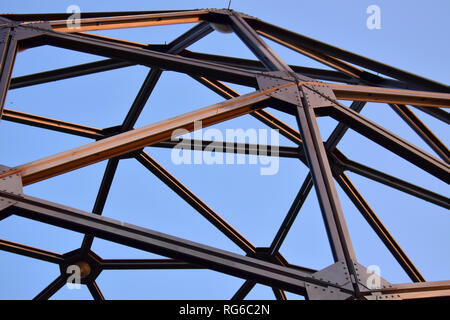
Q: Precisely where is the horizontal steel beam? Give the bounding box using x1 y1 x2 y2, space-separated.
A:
101 259 203 270
2 191 352 296
328 83 450 108
153 139 299 158
2 87 283 185
364 280 450 300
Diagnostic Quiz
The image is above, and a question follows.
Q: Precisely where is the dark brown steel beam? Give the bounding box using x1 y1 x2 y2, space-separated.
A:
87 281 105 300
0 27 18 120
101 259 203 270
334 172 425 282
0 238 64 264
246 17 449 93
332 151 450 209
319 104 450 184
22 29 259 87
2 87 278 185
389 104 449 163
136 151 256 254
412 106 450 125
231 280 256 300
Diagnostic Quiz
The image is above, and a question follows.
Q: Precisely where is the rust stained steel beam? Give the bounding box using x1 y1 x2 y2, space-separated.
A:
332 151 450 210
33 274 67 300
245 17 449 93
3 192 350 296
2 108 104 139
101 259 203 270
47 10 211 33
21 28 259 87
389 104 450 163
319 104 450 184
1 86 285 186
136 151 257 254
328 83 450 108
0 238 64 264
334 172 425 282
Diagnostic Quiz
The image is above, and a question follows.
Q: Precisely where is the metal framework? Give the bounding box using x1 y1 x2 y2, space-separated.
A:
0 9 449 300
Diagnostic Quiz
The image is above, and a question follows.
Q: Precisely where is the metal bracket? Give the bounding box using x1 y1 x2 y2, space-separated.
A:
0 165 23 214
301 83 337 108
256 71 302 105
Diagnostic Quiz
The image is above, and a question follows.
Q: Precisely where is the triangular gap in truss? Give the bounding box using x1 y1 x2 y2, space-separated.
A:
7 64 151 128
361 102 447 162
279 184 335 271
0 252 59 299
285 291 306 300
259 36 338 72
334 180 412 284
337 117 449 195
91 238 168 260
343 171 450 281
146 133 307 249
97 268 243 300
245 284 277 300
12 45 103 77
407 106 450 148
83 22 198 46
0 215 82 254
51 283 92 300
100 157 246 255
133 71 228 128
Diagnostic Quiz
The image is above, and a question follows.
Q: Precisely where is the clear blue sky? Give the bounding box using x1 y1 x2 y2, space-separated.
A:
0 0 448 299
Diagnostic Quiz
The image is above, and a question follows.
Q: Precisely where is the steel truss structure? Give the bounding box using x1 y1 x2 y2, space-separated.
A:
0 9 449 300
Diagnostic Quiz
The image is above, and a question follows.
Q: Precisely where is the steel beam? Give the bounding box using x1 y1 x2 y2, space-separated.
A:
101 259 203 270
319 104 450 184
2 108 104 139
33 274 67 300
0 27 18 120
246 17 449 93
87 281 105 300
136 151 256 254
48 9 211 33
21 29 259 87
0 238 64 264
331 151 450 210
412 106 450 125
2 87 281 185
327 83 450 108
389 104 449 163
334 172 425 282
364 280 450 300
